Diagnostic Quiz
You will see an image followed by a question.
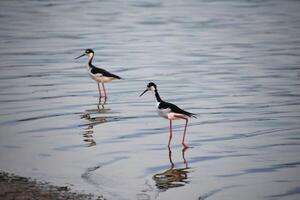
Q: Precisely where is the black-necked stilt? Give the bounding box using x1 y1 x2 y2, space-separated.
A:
75 49 121 99
140 82 196 148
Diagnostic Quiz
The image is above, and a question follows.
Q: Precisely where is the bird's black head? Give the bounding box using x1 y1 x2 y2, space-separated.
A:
147 82 157 89
85 49 94 54
140 82 157 97
75 49 94 59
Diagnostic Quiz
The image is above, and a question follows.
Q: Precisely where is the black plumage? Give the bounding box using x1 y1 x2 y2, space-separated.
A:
140 82 196 147
158 101 197 118
141 82 197 118
90 66 121 79
75 48 121 99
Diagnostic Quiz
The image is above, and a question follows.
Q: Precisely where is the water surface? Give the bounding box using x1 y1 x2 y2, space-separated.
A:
0 0 300 199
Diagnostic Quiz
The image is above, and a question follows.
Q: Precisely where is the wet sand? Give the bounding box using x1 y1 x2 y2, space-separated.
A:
0 171 104 200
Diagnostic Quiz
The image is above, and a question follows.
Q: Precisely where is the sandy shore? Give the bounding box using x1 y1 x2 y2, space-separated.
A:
0 171 104 200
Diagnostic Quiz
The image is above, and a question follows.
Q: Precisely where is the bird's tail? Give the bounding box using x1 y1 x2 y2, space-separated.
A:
111 74 122 79
189 113 198 118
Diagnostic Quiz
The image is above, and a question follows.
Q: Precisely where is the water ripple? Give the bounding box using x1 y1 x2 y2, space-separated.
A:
0 0 300 199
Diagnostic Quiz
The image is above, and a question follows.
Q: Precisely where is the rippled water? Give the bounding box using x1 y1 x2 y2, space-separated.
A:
1 0 300 199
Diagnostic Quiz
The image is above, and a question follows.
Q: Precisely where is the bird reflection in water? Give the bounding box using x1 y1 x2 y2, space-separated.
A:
137 147 190 199
82 124 96 147
81 97 110 147
153 147 190 191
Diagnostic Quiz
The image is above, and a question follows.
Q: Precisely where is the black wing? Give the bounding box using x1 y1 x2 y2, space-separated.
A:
159 101 197 118
91 67 121 79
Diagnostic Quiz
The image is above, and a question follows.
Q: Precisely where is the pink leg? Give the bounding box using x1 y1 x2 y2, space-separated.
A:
182 118 189 148
174 115 189 148
97 83 102 98
168 145 175 169
97 97 106 110
168 120 172 147
98 97 102 109
182 147 188 169
102 83 107 99
102 96 107 105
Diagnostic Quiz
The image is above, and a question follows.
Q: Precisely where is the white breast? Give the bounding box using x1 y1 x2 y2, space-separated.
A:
157 108 170 119
88 69 114 83
156 103 171 119
156 103 188 120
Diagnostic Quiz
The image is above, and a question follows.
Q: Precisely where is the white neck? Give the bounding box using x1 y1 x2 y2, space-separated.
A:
87 53 93 60
86 53 94 69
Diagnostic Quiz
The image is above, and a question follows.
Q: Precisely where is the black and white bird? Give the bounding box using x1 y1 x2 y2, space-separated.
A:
75 49 121 99
140 82 196 148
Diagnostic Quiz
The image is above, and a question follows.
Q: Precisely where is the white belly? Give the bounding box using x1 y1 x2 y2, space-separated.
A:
156 102 188 120
157 108 170 119
157 108 187 120
89 72 114 83
167 112 187 120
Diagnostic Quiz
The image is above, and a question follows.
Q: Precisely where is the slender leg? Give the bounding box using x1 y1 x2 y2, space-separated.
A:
182 118 189 148
97 97 101 110
102 82 107 99
97 82 102 98
168 145 175 169
175 115 190 148
97 97 106 110
102 96 107 105
182 147 188 169
168 120 172 147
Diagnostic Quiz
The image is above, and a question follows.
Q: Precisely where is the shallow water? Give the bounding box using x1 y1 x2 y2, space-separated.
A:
1 0 300 199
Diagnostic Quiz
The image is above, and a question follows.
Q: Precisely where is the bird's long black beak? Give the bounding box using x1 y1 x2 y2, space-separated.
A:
139 89 148 97
75 53 85 59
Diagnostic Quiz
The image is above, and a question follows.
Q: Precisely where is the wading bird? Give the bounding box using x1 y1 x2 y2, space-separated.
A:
75 49 121 99
140 82 196 148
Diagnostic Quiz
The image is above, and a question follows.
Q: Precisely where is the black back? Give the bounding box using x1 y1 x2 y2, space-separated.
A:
159 101 197 118
146 82 196 118
86 49 121 79
90 66 121 79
